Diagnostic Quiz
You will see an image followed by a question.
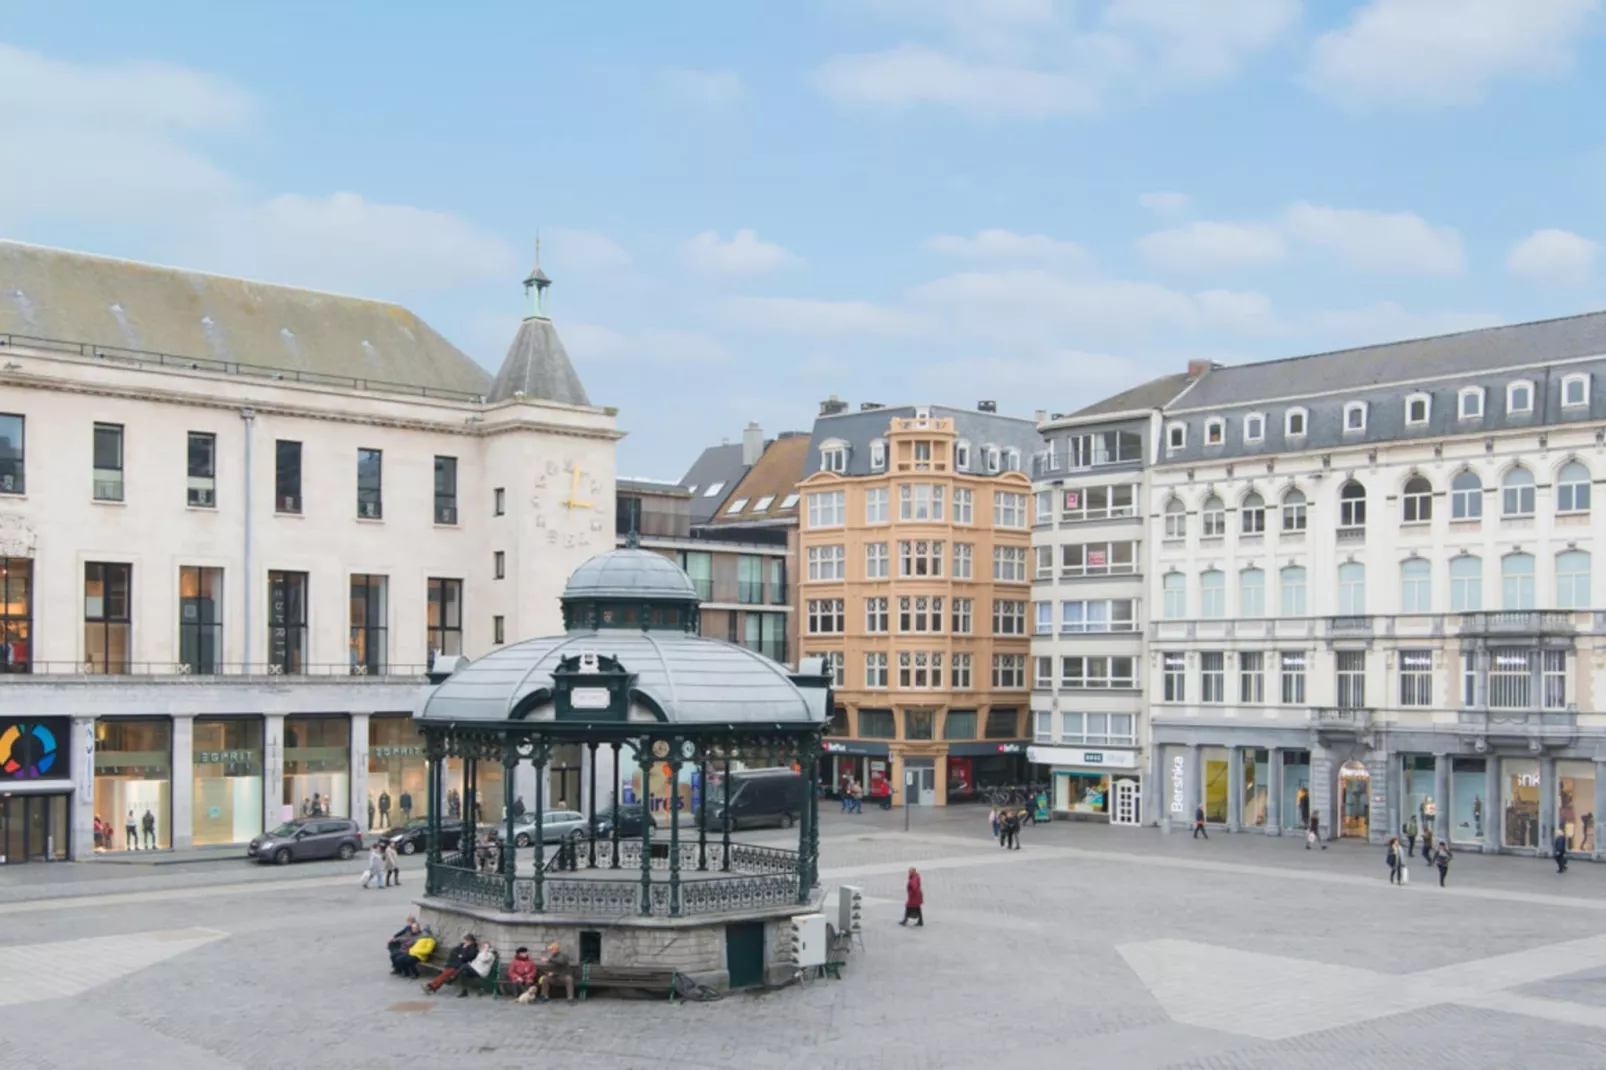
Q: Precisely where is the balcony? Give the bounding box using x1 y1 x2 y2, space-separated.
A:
1336 525 1364 545
6 661 431 679
1326 616 1374 637
736 581 766 606
1311 707 1371 739
1458 707 1577 745
1455 611 1577 637
691 577 713 601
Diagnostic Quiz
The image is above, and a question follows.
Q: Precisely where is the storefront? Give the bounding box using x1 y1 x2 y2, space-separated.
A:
283 715 350 820
819 740 890 800
1502 757 1541 849
1201 746 1229 824
947 742 1026 803
0 717 72 863
1557 760 1596 852
443 757 505 824
1339 760 1370 839
1448 757 1487 844
1401 755 1437 830
367 714 426 831
93 717 171 850
1282 750 1311 831
1027 745 1141 824
192 717 263 846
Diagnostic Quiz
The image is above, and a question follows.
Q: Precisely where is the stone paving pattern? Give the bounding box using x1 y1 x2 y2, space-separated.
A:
1 808 1605 1068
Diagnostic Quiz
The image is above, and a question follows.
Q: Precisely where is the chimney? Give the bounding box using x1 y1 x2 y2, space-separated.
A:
1033 409 1047 425
741 421 764 465
859 402 884 411
819 395 849 417
977 400 997 413
1187 360 1215 380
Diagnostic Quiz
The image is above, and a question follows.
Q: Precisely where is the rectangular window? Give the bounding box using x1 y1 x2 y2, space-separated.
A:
0 413 23 494
1163 653 1185 701
84 562 132 673
898 483 945 521
434 456 459 524
1400 649 1432 707
1280 568 1307 616
944 709 978 739
1544 650 1567 710
1240 570 1266 617
806 599 844 634
807 491 845 527
950 652 972 689
1060 541 1137 577
92 422 124 501
898 652 942 689
357 448 383 519
898 596 943 633
1281 652 1306 704
807 545 846 581
1201 652 1225 703
859 709 896 739
1463 651 1477 707
952 543 973 579
186 431 217 507
1035 601 1053 635
276 440 303 513
1489 649 1532 709
991 599 1026 635
494 550 506 580
1240 651 1265 703
951 598 973 634
1060 599 1135 633
985 709 1018 738
865 487 889 524
865 652 888 688
991 654 1025 689
898 540 944 577
994 492 1028 528
1034 656 1053 688
1034 711 1053 743
267 570 308 673
0 557 33 673
1060 656 1136 689
865 542 889 579
349 574 389 674
494 487 506 516
427 577 463 656
178 566 222 674
493 615 505 644
904 708 935 739
1336 650 1366 708
992 546 1027 582
952 488 973 524
866 597 888 631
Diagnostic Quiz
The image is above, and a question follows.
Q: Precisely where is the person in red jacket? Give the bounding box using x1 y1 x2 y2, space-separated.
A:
901 866 924 927
503 946 538 999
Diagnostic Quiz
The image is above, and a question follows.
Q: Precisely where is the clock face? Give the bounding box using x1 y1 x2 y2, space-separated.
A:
529 458 608 550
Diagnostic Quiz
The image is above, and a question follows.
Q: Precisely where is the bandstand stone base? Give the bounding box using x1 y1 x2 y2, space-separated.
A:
415 890 826 992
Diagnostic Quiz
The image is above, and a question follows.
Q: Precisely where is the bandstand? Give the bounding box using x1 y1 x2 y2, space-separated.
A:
413 547 830 990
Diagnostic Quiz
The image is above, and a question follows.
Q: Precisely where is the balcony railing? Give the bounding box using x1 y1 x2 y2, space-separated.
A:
5 661 431 679
1311 707 1371 733
1457 611 1576 635
1336 526 1364 544
736 581 765 605
1327 616 1373 636
690 577 713 601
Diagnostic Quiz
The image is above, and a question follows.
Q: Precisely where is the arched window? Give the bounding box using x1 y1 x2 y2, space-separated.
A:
1337 562 1366 614
1451 470 1483 519
1279 565 1307 615
1402 476 1432 523
1557 461 1591 514
1502 467 1535 517
1339 481 1366 529
1162 572 1186 619
1557 550 1592 609
1201 495 1226 537
1501 552 1536 610
1200 570 1225 618
1241 492 1265 534
1240 568 1265 617
1281 489 1307 532
1400 559 1431 612
1163 499 1186 540
1449 556 1482 611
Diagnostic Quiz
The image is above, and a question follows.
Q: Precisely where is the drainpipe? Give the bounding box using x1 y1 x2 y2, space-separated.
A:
240 408 256 673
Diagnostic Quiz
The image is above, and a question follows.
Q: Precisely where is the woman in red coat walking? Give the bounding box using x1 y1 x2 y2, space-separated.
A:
901 866 924 927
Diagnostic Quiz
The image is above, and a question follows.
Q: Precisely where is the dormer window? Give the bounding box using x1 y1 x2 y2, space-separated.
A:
1285 408 1307 437
1343 401 1367 433
1005 448 1021 472
753 495 775 511
869 439 886 471
1507 381 1534 414
1458 386 1484 420
1243 413 1265 443
1404 393 1430 426
986 446 1001 473
820 440 848 473
955 441 971 470
1166 423 1186 452
1563 373 1591 409
1204 418 1225 446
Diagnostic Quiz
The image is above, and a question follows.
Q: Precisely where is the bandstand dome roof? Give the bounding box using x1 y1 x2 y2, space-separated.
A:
562 548 699 602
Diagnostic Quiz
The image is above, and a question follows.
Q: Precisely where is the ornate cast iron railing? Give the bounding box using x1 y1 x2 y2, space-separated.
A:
427 863 504 908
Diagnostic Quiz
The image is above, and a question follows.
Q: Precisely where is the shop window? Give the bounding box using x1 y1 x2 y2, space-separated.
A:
284 716 351 819
858 709 895 739
1401 755 1436 832
1 558 32 673
1557 761 1596 852
367 715 426 831
1244 749 1269 826
1502 758 1540 849
1061 772 1110 815
1282 750 1312 831
1448 758 1487 843
95 718 171 851
1201 746 1229 823
193 718 263 845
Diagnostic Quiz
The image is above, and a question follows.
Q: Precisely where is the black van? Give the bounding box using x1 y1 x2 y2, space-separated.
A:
701 768 803 831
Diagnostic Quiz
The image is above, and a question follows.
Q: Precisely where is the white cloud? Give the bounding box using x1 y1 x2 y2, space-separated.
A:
563 323 730 365
1310 0 1602 108
1136 220 1286 271
923 228 1090 265
1105 0 1301 81
712 296 929 337
1281 202 1465 275
663 68 744 105
1507 228 1599 285
815 44 1105 117
683 229 801 276
1311 302 1502 347
0 41 252 130
1139 191 1191 216
547 229 632 273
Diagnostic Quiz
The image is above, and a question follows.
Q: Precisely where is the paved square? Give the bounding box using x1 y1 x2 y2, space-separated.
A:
4 810 1606 1069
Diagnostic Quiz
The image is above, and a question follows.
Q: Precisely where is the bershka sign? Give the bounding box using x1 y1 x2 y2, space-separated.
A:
1170 753 1186 814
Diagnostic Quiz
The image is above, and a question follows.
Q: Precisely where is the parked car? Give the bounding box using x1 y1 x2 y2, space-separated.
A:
699 769 803 831
591 804 651 840
247 818 363 865
494 810 590 847
382 818 466 856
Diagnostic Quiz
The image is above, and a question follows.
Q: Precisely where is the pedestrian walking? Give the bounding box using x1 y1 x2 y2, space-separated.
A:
1386 837 1404 885
383 840 401 887
361 843 386 888
1193 803 1208 839
848 779 863 814
1421 824 1435 864
1555 829 1570 873
141 808 157 849
1433 841 1451 887
900 866 924 927
125 809 137 851
1001 809 1021 850
1307 811 1327 849
1402 816 1418 857
512 795 527 818
988 806 1000 841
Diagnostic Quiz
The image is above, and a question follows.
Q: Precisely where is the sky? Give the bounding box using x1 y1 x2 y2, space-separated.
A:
5 0 1606 476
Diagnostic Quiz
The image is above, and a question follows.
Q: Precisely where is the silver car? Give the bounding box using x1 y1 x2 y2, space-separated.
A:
500 810 589 848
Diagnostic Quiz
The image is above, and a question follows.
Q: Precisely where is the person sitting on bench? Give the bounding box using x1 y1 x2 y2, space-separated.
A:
424 934 479 994
504 946 538 999
536 942 575 1002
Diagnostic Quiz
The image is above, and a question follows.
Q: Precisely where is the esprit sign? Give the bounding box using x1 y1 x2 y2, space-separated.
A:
1170 753 1186 814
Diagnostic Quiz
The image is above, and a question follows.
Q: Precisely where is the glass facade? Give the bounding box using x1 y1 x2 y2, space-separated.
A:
1 558 32 673
1401 755 1436 829
94 718 171 850
1283 750 1311 829
1201 746 1229 823
0 794 69 863
1244 748 1268 826
1502 757 1540 849
1339 762 1370 838
367 716 427 832
1557 760 1596 853
192 718 263 845
1058 771 1109 815
443 759 505 826
1448 758 1487 843
283 716 350 821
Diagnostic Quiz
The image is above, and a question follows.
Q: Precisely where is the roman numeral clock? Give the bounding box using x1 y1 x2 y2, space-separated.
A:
530 458 607 549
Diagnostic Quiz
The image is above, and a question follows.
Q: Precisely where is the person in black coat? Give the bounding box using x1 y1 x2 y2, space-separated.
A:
1193 803 1208 839
1555 829 1570 873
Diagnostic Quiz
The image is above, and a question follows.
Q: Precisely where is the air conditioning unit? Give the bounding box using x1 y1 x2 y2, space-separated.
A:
359 501 380 519
789 913 827 969
279 495 299 513
837 885 862 936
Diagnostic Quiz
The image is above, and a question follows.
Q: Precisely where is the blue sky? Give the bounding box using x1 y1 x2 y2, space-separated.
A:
5 0 1606 475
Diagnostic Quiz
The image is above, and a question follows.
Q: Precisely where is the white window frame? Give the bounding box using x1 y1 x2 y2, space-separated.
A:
1204 418 1225 446
1201 495 1226 538
1507 380 1535 415
1342 401 1367 433
1557 461 1592 514
1450 470 1483 520
1163 499 1186 540
820 446 847 473
1458 386 1484 420
1404 393 1431 426
1006 448 1021 472
868 439 886 471
865 487 889 525
725 497 748 515
865 596 888 632
986 446 1001 473
1243 413 1265 444
865 652 888 689
955 441 971 470
1501 467 1536 518
1165 422 1186 452
806 490 845 528
1563 372 1591 409
806 544 845 581
1285 408 1307 438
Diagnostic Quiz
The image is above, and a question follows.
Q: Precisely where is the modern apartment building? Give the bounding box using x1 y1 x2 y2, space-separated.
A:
1084 311 1606 856
0 241 618 861
796 400 1041 806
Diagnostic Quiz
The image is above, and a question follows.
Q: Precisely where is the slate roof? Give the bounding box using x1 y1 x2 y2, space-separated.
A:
486 314 591 406
0 240 492 397
679 442 749 523
1069 372 1194 418
703 432 809 525
804 404 1041 478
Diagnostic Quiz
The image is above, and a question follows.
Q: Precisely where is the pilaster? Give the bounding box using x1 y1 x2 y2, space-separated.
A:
171 715 194 849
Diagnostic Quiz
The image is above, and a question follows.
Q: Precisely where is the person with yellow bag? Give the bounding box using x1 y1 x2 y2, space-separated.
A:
388 917 435 979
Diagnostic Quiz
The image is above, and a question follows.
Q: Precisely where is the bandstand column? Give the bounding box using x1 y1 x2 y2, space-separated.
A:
797 739 815 903
461 751 475 852
587 742 599 869
610 742 622 869
806 736 821 891
721 749 733 872
502 745 517 912
698 756 709 871
532 745 547 912
425 732 445 895
669 753 684 917
639 742 655 916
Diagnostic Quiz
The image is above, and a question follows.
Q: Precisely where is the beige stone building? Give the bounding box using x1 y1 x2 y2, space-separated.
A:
795 400 1042 806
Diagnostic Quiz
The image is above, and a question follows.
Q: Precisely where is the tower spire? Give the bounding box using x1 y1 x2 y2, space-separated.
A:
522 231 552 320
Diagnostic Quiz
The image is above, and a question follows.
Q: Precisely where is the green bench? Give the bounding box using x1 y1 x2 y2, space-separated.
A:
578 964 679 1001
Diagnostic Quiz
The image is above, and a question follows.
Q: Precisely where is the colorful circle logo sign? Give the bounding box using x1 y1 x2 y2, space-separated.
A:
0 722 58 778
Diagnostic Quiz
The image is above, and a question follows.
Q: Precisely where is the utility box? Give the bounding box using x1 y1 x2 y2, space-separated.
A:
838 885 862 936
789 913 827 968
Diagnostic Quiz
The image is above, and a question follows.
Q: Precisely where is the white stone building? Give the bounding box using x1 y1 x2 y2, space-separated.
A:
0 241 619 861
